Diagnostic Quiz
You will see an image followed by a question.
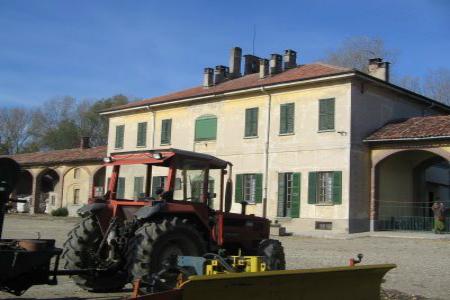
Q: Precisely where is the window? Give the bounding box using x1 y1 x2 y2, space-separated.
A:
308 171 342 205
317 172 333 203
134 177 144 200
137 122 147 147
235 174 263 204
73 168 80 179
280 103 295 134
191 177 215 206
116 177 125 199
73 188 80 204
115 125 125 149
319 98 335 131
277 172 301 218
245 108 258 137
51 195 56 205
195 115 217 141
161 119 172 145
315 221 332 230
152 176 167 198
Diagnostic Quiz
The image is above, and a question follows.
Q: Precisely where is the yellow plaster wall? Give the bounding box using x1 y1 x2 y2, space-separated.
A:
107 81 353 233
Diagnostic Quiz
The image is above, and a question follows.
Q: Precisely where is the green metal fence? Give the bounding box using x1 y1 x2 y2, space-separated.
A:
376 216 450 232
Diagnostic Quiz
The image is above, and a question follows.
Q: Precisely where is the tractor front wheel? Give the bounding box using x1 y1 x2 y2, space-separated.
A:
257 239 286 270
128 217 206 292
62 216 127 292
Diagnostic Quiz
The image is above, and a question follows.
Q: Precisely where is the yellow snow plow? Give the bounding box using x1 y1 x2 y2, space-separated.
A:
131 254 396 300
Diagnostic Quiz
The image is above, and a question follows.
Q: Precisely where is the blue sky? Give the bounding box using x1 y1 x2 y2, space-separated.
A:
1 0 449 106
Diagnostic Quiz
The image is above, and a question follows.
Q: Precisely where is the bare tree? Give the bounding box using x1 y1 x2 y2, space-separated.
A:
396 75 423 94
323 36 397 72
0 108 32 154
424 68 450 105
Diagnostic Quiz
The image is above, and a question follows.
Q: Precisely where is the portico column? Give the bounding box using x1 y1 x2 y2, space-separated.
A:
30 173 37 215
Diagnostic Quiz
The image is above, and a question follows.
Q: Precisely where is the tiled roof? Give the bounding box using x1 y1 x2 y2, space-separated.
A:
4 146 107 166
365 115 450 142
103 63 352 112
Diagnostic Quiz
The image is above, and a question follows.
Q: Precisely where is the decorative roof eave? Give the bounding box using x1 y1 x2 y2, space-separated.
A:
99 71 356 116
17 158 104 168
364 135 450 144
100 70 450 117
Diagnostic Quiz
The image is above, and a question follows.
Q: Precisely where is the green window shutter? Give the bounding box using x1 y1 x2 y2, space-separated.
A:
280 104 287 134
286 103 294 133
195 115 217 141
137 122 147 147
319 98 335 131
308 172 317 204
254 173 263 203
291 173 301 218
277 173 285 217
332 171 342 204
115 125 124 148
151 177 161 198
280 103 294 134
327 99 335 130
134 177 144 199
117 177 125 199
161 119 172 145
245 108 258 137
235 174 243 203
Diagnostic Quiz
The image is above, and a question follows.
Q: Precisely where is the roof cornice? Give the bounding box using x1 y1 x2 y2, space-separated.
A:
100 70 450 117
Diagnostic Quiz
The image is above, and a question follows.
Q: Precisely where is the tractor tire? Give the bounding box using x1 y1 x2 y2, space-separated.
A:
62 216 127 292
128 217 206 291
257 239 286 270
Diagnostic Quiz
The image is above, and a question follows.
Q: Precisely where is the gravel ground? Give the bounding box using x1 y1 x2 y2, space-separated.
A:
1 214 449 299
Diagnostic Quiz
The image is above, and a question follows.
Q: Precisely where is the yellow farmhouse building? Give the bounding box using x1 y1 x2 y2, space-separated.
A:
101 47 450 234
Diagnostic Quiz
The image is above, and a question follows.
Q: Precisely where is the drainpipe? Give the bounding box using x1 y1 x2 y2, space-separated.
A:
260 86 271 218
149 108 155 149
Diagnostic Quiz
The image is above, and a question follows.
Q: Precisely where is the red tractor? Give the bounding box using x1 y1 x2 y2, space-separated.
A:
62 149 285 292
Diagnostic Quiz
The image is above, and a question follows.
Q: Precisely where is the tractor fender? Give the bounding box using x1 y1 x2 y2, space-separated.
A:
77 203 107 217
134 202 166 220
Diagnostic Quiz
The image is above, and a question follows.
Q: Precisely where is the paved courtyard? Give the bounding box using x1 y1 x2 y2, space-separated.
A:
1 214 449 299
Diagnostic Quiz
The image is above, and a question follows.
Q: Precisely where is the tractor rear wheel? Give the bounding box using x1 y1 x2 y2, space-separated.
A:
257 239 286 270
62 216 127 292
128 217 206 292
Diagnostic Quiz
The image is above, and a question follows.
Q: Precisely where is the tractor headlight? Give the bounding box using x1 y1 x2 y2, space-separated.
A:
103 156 112 163
153 152 163 160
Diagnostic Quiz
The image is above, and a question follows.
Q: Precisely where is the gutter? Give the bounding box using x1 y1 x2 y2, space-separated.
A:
364 135 450 143
100 70 450 117
260 86 272 219
354 71 450 112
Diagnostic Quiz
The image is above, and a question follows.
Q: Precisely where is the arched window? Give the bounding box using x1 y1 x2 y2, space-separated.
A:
195 115 217 141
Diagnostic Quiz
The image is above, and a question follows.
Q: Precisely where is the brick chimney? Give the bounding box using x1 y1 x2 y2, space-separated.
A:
229 47 242 79
368 58 390 82
269 54 282 75
203 67 214 87
243 54 260 75
259 58 269 79
283 49 297 69
214 65 228 84
80 136 90 149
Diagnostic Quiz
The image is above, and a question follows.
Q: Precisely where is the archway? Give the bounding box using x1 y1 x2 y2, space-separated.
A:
13 170 33 213
36 169 60 213
14 170 33 196
374 150 450 231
